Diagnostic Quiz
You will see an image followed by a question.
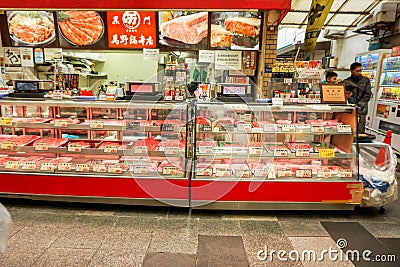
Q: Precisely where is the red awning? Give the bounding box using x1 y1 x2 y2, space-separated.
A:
0 0 291 10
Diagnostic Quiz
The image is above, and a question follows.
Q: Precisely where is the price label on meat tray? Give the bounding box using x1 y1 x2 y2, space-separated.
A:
68 143 82 153
22 162 37 170
295 148 310 157
35 142 49 151
337 125 352 133
1 142 14 150
311 125 325 133
104 145 119 153
163 166 177 175
5 161 19 170
263 124 278 132
319 148 335 158
254 168 269 177
54 120 68 128
277 168 292 178
133 146 148 154
295 169 312 178
199 146 214 154
40 162 55 171
249 147 263 155
108 165 122 174
338 169 352 178
93 164 107 173
317 169 332 178
127 121 141 131
216 168 231 177
165 147 179 155
76 164 90 172
274 148 288 157
58 162 72 171
90 120 104 129
0 117 13 126
237 123 252 132
161 124 175 132
134 165 148 174
281 124 296 132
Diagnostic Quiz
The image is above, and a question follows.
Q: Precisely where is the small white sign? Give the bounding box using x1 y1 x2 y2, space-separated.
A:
277 168 292 177
143 48 159 61
134 146 148 154
108 165 122 174
274 148 288 157
237 123 252 132
54 120 68 128
337 125 352 133
76 164 90 172
281 124 296 132
311 125 325 133
295 148 310 157
272 98 284 106
134 165 148 174
5 161 20 170
20 48 34 67
263 124 278 132
165 147 179 155
249 147 263 155
35 142 49 151
93 164 107 173
68 143 82 153
3 47 21 65
44 48 63 62
318 169 332 178
40 162 55 171
58 162 72 171
295 169 312 178
103 145 119 153
199 146 214 154
90 121 104 129
338 169 353 178
215 51 242 70
199 50 215 63
22 162 37 170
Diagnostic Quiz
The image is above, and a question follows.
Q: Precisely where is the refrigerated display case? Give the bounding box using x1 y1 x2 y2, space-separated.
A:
191 102 362 209
373 56 400 154
355 50 391 130
0 99 190 206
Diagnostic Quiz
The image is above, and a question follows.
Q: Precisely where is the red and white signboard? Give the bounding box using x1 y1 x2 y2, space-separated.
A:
107 11 156 49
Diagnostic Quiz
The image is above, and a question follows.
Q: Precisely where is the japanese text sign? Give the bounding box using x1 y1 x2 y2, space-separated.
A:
107 11 156 48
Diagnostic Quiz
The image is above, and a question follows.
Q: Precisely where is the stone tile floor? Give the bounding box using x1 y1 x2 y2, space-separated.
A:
0 196 399 267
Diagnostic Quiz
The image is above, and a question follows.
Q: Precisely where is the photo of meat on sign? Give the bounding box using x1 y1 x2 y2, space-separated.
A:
159 12 208 49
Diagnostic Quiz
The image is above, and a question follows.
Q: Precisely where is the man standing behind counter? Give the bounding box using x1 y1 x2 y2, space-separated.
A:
343 62 372 134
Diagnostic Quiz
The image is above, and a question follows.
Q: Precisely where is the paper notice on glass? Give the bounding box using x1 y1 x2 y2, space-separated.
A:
143 48 159 61
44 48 63 62
4 47 21 65
199 50 215 63
20 48 34 67
215 51 242 70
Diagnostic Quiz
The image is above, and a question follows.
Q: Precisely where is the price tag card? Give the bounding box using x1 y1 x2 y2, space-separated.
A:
90 120 104 129
199 146 214 154
197 124 212 132
272 98 284 106
234 170 251 178
237 123 252 132
213 126 220 132
0 117 13 126
295 125 311 132
164 76 174 81
127 121 141 131
1 142 14 150
134 165 148 174
197 168 213 176
68 143 82 153
164 95 173 101
40 162 55 171
35 142 49 151
104 145 119 153
318 169 332 178
263 124 278 132
274 148 288 157
133 146 148 154
249 147 263 155
93 164 107 173
54 120 68 128
295 148 310 157
165 147 179 155
216 168 231 177
277 168 292 177
76 164 90 172
284 78 293 84
163 166 177 175
311 125 325 133
5 161 20 170
281 124 296 132
22 162 37 170
161 123 175 132
296 169 313 178
58 162 72 171
338 169 353 178
337 125 352 133
175 96 184 101
108 165 122 174
319 148 335 158
254 168 269 177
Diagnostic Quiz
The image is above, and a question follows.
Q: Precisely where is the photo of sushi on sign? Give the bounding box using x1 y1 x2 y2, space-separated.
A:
210 12 261 50
107 11 156 49
7 11 56 47
158 11 208 49
57 11 107 48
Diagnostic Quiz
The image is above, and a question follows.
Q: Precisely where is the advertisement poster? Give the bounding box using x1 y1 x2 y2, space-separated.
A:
376 104 390 118
6 11 56 47
215 50 242 70
158 11 208 49
20 48 34 67
34 48 44 64
210 12 261 50
3 47 21 65
107 11 156 49
44 48 62 62
57 11 108 48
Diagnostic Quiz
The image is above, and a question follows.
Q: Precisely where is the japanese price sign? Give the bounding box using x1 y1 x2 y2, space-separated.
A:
107 11 156 48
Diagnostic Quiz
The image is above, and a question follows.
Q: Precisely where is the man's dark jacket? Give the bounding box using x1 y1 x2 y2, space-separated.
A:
343 76 372 115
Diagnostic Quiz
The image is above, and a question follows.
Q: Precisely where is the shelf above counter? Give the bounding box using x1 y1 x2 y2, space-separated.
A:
196 151 354 159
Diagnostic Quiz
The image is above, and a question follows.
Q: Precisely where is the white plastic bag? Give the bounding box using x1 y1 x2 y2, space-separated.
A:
0 203 11 252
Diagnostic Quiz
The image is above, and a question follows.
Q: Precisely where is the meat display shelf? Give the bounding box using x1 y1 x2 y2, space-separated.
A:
193 176 356 182
196 152 353 159
197 128 353 135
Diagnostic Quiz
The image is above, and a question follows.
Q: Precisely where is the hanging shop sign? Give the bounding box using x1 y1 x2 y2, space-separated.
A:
304 0 334 55
107 11 156 49
0 0 291 10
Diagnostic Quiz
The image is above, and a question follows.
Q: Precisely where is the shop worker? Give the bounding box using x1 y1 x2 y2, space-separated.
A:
343 62 372 134
325 71 338 83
